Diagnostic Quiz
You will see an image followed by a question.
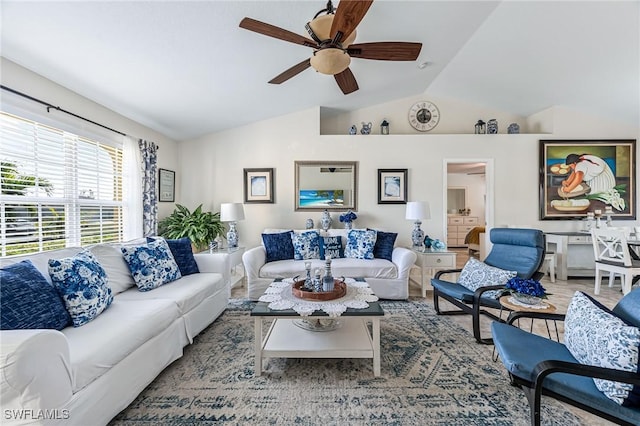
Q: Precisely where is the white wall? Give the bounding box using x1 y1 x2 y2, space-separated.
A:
181 97 639 249
0 58 180 219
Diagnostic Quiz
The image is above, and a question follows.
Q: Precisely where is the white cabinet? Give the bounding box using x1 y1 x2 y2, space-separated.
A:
447 216 479 247
545 233 595 280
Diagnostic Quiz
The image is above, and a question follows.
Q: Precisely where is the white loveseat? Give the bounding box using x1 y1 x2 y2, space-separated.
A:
243 229 417 300
0 242 230 426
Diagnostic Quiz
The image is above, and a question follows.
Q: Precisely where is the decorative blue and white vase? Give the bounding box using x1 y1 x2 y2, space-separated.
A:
507 123 520 134
360 122 372 135
487 119 498 134
344 221 352 230
227 223 239 248
305 218 314 229
349 125 357 135
208 240 218 252
320 209 332 231
411 221 424 247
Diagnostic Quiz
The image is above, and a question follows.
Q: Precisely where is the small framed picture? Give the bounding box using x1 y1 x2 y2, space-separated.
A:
158 168 175 202
244 168 274 203
378 169 408 204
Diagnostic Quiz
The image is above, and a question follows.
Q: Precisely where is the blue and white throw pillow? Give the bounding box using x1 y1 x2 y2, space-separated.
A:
344 229 377 260
1 260 71 330
121 238 182 291
320 236 343 260
48 250 113 327
291 230 321 260
457 257 517 298
565 291 640 406
148 236 199 276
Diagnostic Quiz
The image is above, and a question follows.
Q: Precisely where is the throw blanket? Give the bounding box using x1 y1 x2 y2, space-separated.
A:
465 226 486 244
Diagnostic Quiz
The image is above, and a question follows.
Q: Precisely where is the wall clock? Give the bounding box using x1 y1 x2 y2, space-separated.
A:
408 101 440 132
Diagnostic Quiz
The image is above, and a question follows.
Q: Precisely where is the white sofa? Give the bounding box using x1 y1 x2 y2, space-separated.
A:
0 242 230 426
243 229 417 300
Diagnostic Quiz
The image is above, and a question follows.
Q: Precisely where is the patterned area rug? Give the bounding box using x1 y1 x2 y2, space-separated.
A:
111 298 581 425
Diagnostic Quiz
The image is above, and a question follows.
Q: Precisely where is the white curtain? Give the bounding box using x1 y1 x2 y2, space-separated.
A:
123 135 143 241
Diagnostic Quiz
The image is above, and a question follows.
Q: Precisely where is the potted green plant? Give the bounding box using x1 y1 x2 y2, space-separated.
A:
158 204 225 252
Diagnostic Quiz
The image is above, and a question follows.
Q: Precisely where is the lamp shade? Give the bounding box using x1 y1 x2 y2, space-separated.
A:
220 203 245 222
405 201 431 220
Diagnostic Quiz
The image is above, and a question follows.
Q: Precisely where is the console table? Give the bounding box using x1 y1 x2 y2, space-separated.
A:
545 232 595 280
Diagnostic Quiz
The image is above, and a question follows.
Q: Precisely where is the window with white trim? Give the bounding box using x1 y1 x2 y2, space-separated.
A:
0 111 124 257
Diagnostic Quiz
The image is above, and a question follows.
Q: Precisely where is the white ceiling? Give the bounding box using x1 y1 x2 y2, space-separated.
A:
1 1 638 141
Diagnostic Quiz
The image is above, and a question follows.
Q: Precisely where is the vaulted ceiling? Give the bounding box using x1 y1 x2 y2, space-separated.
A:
1 1 638 141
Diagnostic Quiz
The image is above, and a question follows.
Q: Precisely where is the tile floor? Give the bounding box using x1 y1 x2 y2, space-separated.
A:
232 248 627 425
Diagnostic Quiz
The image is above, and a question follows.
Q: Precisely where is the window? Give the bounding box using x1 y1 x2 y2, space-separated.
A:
0 112 124 256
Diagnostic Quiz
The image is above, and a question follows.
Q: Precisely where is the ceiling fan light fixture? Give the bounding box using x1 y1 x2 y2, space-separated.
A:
310 48 351 75
308 14 356 46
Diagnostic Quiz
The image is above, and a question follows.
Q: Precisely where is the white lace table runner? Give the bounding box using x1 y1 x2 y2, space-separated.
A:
507 296 551 309
258 278 379 317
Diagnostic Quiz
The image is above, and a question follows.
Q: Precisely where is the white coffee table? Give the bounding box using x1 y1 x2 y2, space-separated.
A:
251 282 384 377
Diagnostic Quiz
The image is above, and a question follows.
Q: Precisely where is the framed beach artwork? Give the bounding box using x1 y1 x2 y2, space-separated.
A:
243 168 274 203
378 169 408 204
539 139 636 220
295 161 358 211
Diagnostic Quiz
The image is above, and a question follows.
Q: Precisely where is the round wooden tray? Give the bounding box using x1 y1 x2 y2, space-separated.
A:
292 280 347 301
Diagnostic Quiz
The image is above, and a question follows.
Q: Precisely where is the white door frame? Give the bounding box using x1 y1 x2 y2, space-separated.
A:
442 158 495 253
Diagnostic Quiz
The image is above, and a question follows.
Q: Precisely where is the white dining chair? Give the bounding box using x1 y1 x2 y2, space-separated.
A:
590 227 640 295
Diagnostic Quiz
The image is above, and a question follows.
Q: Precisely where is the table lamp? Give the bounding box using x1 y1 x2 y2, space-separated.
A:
406 201 430 248
220 203 245 248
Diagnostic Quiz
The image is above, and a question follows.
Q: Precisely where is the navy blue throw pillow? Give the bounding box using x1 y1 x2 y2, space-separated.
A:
1 260 71 330
148 237 199 276
320 236 343 260
262 231 294 263
368 229 397 261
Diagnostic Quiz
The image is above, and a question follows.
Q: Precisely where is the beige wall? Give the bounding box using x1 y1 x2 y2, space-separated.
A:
180 98 640 249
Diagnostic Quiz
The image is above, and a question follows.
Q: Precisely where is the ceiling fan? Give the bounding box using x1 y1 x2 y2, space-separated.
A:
239 0 423 95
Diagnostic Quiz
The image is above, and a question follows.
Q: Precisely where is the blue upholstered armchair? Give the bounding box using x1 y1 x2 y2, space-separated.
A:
492 289 640 425
431 228 546 344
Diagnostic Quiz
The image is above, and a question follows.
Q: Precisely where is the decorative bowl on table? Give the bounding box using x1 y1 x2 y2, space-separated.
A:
511 292 543 306
292 279 346 301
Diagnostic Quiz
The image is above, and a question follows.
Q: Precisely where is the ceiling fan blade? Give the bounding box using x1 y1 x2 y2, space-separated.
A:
330 0 374 43
348 42 422 61
269 59 312 84
334 68 359 94
240 17 318 48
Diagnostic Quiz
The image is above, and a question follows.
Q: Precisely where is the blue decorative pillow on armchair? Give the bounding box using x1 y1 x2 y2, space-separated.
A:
1 260 71 330
262 231 294 263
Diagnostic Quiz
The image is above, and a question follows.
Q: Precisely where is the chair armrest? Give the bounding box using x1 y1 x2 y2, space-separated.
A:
391 247 417 279
530 359 640 423
243 246 266 281
434 268 463 280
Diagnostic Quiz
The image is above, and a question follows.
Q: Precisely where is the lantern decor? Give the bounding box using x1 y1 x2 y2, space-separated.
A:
474 120 486 134
380 119 390 135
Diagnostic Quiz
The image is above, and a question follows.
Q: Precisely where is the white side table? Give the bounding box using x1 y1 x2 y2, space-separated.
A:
409 248 457 298
203 246 245 289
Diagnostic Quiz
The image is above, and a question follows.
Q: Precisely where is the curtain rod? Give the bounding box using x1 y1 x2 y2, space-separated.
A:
1 85 127 137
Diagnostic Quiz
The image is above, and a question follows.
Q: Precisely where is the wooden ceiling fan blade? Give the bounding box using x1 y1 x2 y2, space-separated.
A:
268 59 312 84
334 68 359 95
348 42 422 61
240 17 318 48
330 0 373 43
